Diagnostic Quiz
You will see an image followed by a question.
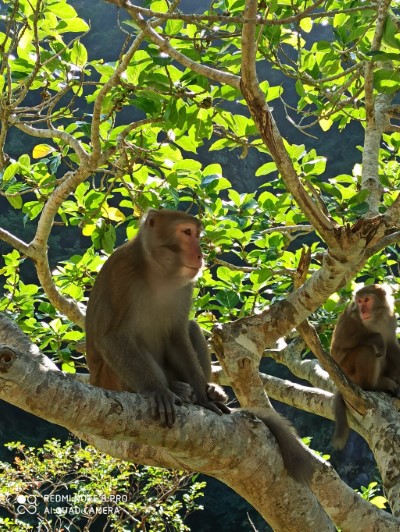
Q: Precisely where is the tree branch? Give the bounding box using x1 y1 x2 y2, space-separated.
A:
0 313 398 530
0 314 337 531
0 228 31 255
107 0 241 90
240 0 338 246
362 0 393 215
12 122 90 164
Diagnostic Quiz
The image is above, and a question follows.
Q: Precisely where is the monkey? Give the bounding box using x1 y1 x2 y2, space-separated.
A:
330 284 400 449
85 208 229 428
86 209 315 484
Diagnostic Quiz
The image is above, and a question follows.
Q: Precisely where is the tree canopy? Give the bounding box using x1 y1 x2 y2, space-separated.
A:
1 0 400 529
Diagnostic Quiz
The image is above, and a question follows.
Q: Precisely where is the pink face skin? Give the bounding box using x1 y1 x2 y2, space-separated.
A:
177 223 204 279
357 295 374 321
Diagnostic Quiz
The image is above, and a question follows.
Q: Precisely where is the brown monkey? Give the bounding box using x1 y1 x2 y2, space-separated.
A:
86 209 229 428
86 209 314 483
330 284 400 449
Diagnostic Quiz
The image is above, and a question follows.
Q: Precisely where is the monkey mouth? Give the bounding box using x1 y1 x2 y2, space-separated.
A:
183 265 202 278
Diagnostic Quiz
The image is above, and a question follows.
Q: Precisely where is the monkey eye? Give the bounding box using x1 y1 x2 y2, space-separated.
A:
357 296 371 304
183 228 192 236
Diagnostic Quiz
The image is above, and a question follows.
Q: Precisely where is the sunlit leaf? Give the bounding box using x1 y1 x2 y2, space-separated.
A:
370 496 387 509
319 118 333 131
101 205 126 222
32 144 56 159
300 17 312 33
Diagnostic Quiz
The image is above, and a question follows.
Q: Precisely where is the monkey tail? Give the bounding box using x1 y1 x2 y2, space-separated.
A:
248 408 315 485
332 391 350 450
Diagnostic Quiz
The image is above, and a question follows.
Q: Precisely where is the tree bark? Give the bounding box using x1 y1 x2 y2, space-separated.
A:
0 315 399 530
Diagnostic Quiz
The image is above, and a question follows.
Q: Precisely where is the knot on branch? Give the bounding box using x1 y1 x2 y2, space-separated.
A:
213 318 265 361
332 216 383 255
0 346 16 373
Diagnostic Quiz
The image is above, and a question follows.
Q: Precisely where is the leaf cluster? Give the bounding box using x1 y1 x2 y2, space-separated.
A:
0 439 205 531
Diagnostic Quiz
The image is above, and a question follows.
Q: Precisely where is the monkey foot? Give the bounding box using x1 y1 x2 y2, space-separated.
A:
206 383 229 403
170 381 195 403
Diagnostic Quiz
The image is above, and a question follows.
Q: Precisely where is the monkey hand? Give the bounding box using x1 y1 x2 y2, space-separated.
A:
388 382 400 398
379 376 400 397
170 381 195 403
148 389 183 428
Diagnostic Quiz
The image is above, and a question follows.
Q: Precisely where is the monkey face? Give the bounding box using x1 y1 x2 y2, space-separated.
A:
143 210 204 282
356 294 374 321
354 284 394 332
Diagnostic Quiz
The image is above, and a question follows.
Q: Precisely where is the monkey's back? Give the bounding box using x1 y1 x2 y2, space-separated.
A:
85 239 144 390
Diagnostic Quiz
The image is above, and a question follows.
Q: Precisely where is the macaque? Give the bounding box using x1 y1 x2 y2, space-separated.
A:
330 284 400 449
86 208 315 484
85 209 229 428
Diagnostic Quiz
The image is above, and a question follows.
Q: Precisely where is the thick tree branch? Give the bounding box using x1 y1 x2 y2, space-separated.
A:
240 0 338 246
297 321 367 415
0 314 398 530
0 228 31 255
0 316 336 531
29 167 94 327
12 122 90 164
362 0 393 215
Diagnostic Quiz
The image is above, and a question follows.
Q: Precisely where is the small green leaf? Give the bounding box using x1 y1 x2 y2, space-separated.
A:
316 182 342 200
374 68 400 94
1 162 19 183
7 195 23 209
215 290 240 308
256 162 277 176
349 202 369 215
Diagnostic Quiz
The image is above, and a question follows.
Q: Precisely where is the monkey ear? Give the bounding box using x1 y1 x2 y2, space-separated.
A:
143 209 158 228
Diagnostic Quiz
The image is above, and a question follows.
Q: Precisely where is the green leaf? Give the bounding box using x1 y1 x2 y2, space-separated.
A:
316 182 342 200
347 189 370 206
165 19 184 36
1 162 19 183
215 290 240 308
374 68 400 94
7 195 23 209
18 154 31 170
349 202 369 215
319 118 333 131
300 17 312 33
62 362 76 373
173 136 198 153
47 0 79 19
23 201 43 220
202 175 231 192
71 41 88 67
209 138 237 151
101 225 116 254
370 496 387 509
383 15 400 50
255 162 277 176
